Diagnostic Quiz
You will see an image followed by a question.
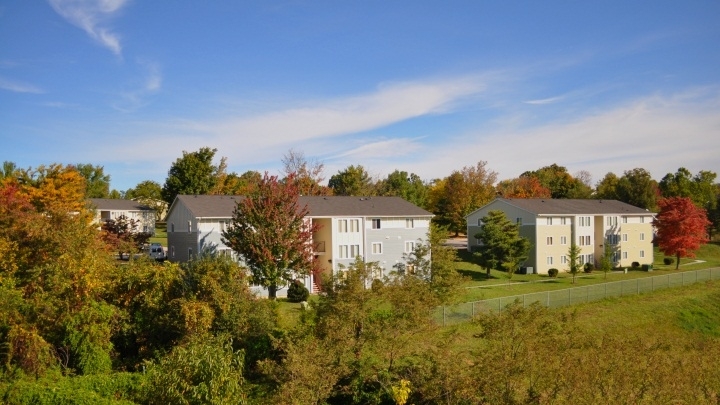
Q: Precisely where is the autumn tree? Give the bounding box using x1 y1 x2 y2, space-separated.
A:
659 168 718 216
162 147 220 204
1 161 18 179
222 173 319 299
281 148 332 196
495 176 551 198
653 197 711 269
435 161 497 236
100 214 151 259
521 163 591 199
76 163 111 198
328 164 376 196
377 170 429 208
473 210 530 278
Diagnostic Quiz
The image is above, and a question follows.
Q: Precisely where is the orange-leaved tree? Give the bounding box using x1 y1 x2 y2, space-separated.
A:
653 197 711 269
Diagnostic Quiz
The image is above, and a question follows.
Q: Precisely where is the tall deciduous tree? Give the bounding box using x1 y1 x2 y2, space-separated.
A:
594 172 621 200
496 176 551 198
75 163 111 198
281 148 332 196
435 161 497 236
124 180 166 221
222 173 319 299
615 168 658 210
162 147 219 204
328 164 375 196
521 164 591 199
653 197 711 269
659 168 718 213
1 161 18 180
473 210 530 278
377 170 429 208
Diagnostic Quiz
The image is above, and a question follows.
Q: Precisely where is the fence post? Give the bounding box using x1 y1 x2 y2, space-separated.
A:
637 279 639 295
547 291 550 308
443 306 446 327
472 302 475 318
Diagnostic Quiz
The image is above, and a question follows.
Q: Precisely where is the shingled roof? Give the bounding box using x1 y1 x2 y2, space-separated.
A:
87 198 153 211
172 195 433 219
495 198 654 215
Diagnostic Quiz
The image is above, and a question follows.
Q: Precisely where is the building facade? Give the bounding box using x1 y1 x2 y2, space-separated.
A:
166 195 433 295
466 198 655 275
87 198 156 234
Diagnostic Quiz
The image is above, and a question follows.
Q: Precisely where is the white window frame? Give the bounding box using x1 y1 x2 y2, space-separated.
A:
371 218 381 229
547 237 553 245
640 250 645 258
406 218 414 229
371 242 382 254
547 217 553 225
622 234 628 242
640 233 645 241
405 241 416 253
560 236 567 245
547 256 553 265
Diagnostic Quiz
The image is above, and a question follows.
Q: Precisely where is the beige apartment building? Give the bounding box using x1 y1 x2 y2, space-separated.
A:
467 198 655 275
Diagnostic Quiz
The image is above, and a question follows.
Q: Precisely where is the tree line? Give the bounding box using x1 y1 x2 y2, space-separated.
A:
4 147 718 238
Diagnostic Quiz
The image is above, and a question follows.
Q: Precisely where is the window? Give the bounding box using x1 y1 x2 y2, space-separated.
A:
580 255 585 265
546 237 553 245
579 235 591 246
622 216 628 224
606 216 618 226
640 233 645 241
406 264 416 275
188 220 192 233
561 217 567 225
516 217 523 225
371 219 381 229
350 219 359 232
547 217 553 225
219 221 227 232
607 234 620 245
561 255 568 264
171 246 175 258
171 223 175 232
339 245 360 259
405 241 416 253
477 219 483 226
623 251 628 259
547 256 553 265
640 250 645 258
560 236 567 245
641 217 645 223
372 242 382 254
612 251 620 262
578 216 591 227
338 219 348 233
406 219 414 228
188 248 193 258
622 234 628 242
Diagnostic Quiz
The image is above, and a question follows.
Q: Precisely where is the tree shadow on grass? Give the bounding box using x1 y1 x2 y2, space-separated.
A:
457 269 500 282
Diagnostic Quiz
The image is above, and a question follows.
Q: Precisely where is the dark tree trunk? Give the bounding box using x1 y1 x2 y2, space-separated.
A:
676 253 680 270
268 284 277 300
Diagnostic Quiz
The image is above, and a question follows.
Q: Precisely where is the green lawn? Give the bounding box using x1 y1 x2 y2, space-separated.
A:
149 222 167 246
454 242 720 302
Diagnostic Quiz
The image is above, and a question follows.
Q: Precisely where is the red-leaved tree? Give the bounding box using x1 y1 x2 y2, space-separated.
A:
653 197 711 269
222 172 320 299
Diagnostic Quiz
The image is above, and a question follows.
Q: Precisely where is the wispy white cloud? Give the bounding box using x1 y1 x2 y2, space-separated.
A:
48 0 128 56
0 77 43 93
422 86 720 184
524 95 564 105
113 60 163 111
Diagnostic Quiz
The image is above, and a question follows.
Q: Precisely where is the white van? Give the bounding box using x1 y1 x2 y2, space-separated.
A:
148 243 166 262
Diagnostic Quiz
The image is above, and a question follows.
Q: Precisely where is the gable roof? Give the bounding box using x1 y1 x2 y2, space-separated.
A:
492 198 654 216
87 198 153 212
171 195 433 219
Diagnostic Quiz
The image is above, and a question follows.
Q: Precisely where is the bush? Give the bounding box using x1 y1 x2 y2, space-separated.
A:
286 279 310 303
631 262 640 268
664 257 675 265
642 264 652 271
583 263 594 273
548 268 559 278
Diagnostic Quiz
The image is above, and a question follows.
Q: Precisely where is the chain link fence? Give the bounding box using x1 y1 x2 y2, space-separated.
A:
434 267 720 326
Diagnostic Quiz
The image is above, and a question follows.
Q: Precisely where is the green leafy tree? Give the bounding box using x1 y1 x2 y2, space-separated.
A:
222 173 319 299
594 172 621 200
653 197 711 269
161 147 219 204
1 161 18 180
124 180 167 221
598 243 615 279
377 170 429 208
615 168 658 210
473 210 530 278
659 168 718 219
75 163 111 198
100 214 151 259
567 241 582 283
328 164 375 196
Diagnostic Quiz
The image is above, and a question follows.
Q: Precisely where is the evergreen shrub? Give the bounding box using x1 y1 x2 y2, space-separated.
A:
287 280 310 303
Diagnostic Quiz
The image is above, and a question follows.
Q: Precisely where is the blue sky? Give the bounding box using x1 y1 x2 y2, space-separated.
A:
1 1 719 192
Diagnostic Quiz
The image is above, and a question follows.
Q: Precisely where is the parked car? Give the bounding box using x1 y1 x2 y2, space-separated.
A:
147 243 166 262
